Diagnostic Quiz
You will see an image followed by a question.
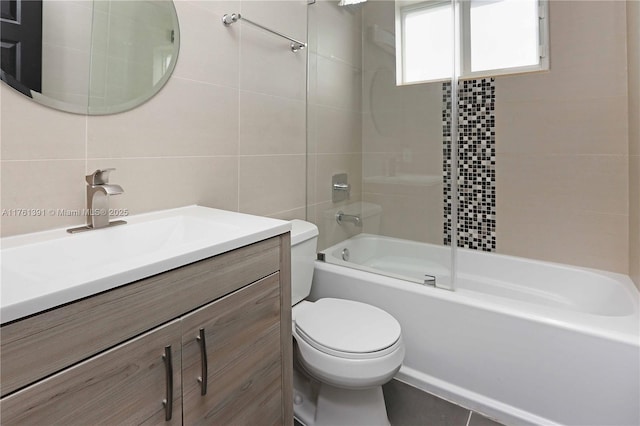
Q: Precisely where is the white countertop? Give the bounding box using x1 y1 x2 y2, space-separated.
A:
1 206 291 324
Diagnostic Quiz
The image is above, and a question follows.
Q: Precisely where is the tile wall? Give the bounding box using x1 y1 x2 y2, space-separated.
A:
360 1 445 247
1 0 309 237
1 0 635 280
357 0 632 275
306 0 364 250
443 78 496 251
628 0 640 288
494 0 630 273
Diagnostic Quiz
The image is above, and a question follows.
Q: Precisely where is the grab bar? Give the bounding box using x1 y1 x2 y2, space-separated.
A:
222 13 307 52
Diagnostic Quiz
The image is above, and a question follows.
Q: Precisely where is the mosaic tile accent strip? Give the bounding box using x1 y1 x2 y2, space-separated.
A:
443 78 496 251
443 82 454 246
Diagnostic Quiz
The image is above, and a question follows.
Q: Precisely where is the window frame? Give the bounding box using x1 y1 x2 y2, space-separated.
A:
399 0 453 84
396 0 549 85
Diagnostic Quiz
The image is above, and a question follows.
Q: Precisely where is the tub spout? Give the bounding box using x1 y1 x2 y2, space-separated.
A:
336 211 362 227
424 274 436 286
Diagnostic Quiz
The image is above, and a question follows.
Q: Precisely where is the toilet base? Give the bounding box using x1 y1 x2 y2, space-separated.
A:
293 368 390 426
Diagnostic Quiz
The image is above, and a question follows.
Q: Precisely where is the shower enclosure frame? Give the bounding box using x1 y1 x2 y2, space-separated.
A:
305 0 459 291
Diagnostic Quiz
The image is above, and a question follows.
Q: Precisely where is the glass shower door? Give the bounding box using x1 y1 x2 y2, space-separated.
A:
306 0 456 290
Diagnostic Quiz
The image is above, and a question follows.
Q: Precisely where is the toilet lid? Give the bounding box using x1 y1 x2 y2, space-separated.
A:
294 298 401 354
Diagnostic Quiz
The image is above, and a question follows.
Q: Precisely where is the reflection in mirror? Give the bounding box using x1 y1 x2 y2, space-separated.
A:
0 0 180 115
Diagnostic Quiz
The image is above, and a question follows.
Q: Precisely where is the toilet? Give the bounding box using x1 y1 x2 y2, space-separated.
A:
290 219 405 426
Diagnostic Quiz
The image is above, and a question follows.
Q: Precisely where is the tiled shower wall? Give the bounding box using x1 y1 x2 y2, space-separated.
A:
360 1 445 247
628 0 640 289
306 0 364 251
443 78 496 251
444 1 631 275
494 1 629 274
339 0 631 275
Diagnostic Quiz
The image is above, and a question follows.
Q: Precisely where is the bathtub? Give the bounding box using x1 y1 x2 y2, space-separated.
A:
310 234 640 426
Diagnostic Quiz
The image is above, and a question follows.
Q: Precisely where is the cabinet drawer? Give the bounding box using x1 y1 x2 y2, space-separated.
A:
1 320 182 426
1 236 281 397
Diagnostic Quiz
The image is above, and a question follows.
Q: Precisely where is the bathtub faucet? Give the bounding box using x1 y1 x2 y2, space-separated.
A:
336 211 362 227
424 274 436 286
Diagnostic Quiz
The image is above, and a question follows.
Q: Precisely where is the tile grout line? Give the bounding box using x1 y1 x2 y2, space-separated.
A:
466 410 473 426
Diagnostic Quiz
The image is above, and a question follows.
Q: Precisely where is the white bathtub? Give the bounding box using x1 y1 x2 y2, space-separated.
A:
311 234 640 426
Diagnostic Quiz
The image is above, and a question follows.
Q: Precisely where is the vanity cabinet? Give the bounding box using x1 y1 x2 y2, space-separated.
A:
0 234 293 426
182 273 283 425
1 320 184 425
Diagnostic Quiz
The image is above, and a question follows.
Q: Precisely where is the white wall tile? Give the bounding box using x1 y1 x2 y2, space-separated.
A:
497 204 629 274
498 153 629 216
87 77 238 158
496 97 628 156
1 85 87 161
1 160 86 235
172 1 240 87
86 157 239 215
627 0 640 286
239 91 306 155
312 105 362 154
238 1 307 100
238 154 306 216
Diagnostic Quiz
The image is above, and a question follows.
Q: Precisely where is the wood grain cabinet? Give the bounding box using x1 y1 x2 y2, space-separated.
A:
182 273 283 425
1 320 184 425
0 235 293 426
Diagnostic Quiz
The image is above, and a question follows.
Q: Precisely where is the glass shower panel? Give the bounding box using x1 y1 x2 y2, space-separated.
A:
307 0 456 290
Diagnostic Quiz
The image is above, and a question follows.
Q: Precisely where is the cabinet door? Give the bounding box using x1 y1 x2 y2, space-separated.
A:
0 320 182 426
182 273 283 426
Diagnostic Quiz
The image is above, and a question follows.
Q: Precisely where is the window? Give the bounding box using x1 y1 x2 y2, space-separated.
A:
401 1 453 83
396 0 548 85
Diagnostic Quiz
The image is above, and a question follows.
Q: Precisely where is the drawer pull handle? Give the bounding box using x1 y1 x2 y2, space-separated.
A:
196 328 208 395
162 345 173 421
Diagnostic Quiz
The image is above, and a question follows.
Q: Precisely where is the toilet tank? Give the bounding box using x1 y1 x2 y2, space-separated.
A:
290 220 319 305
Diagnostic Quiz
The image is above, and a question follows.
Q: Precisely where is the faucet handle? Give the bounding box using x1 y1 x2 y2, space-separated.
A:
86 168 116 185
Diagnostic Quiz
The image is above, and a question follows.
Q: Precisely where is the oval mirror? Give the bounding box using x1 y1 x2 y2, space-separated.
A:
0 0 180 115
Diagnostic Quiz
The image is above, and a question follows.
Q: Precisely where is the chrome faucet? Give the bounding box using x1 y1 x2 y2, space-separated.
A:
86 168 124 228
67 168 126 233
336 210 362 227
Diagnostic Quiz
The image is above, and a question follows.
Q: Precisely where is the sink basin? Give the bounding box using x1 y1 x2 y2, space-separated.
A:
1 206 290 323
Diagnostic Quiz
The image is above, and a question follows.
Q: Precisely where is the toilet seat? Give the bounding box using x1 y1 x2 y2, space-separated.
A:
294 298 402 360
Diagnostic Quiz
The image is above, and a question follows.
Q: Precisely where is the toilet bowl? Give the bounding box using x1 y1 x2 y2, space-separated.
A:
293 298 404 389
290 220 405 426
